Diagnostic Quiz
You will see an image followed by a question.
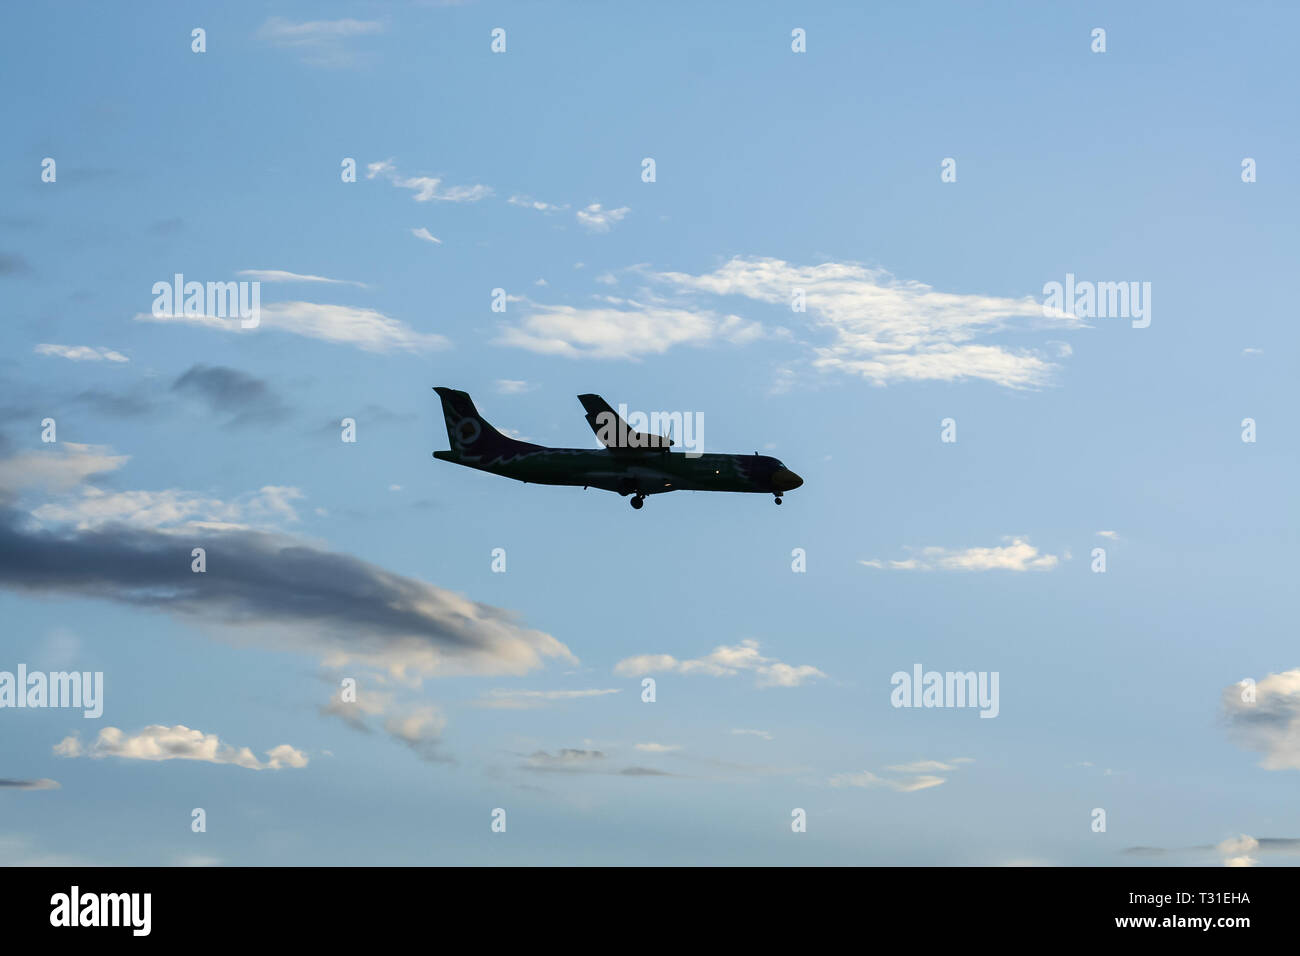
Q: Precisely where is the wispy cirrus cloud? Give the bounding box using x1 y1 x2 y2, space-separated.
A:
256 17 384 68
367 159 492 203
495 255 1074 381
614 639 825 688
520 748 676 777
477 688 621 709
34 344 128 363
830 758 972 793
0 778 60 791
136 302 449 353
494 379 534 395
508 195 569 213
576 203 630 232
650 256 1082 389
860 537 1061 572
237 269 366 288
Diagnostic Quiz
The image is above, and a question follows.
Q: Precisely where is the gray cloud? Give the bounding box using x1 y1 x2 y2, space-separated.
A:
1221 670 1300 769
523 749 606 772
383 706 452 764
74 386 156 418
0 778 60 790
0 253 31 277
520 749 677 777
172 364 290 427
1123 836 1300 867
314 403 415 436
0 507 574 679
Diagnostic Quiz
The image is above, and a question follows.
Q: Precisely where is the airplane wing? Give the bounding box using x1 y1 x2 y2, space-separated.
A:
578 394 674 451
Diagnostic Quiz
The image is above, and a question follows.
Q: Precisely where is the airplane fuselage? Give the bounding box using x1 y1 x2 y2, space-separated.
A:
434 445 790 497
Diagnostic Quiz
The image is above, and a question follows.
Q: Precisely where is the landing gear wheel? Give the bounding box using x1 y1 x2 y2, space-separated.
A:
630 495 645 510
774 496 783 505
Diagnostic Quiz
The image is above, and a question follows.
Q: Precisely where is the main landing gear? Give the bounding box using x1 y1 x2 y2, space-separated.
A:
774 495 783 505
630 495 645 510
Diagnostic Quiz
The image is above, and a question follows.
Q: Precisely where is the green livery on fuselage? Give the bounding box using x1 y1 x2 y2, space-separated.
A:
432 387 803 509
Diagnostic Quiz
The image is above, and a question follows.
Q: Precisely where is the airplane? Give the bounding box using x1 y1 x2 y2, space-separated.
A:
432 387 804 509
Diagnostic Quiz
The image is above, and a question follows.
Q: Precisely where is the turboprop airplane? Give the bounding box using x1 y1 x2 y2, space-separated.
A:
432 387 804 509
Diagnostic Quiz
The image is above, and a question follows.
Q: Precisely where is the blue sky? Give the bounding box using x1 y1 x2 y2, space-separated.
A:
1 0 1297 866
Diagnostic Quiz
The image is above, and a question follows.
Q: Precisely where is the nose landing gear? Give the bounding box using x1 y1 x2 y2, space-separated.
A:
774 495 783 505
630 495 645 510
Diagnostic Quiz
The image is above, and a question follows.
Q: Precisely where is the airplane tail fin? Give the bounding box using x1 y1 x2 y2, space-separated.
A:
433 387 526 460
577 393 674 450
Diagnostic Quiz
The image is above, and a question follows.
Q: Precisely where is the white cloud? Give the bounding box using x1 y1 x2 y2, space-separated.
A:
0 443 129 494
256 17 384 67
614 639 824 688
411 227 442 245
495 298 761 360
635 742 681 753
32 485 303 533
860 537 1060 572
651 256 1082 389
384 706 445 749
367 159 491 203
1222 670 1300 770
478 688 621 709
830 757 970 792
885 760 960 773
576 203 630 233
508 195 569 213
829 771 947 792
34 344 128 363
495 379 533 394
524 748 606 771
136 302 449 353
1096 530 1119 539
1217 834 1259 867
55 724 308 771
237 269 365 287
730 728 773 740
322 682 393 731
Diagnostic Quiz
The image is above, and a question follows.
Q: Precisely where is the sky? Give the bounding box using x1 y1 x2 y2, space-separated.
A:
1 0 1297 867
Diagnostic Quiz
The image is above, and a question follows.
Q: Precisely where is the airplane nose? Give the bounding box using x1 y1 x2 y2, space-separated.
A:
771 468 803 492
